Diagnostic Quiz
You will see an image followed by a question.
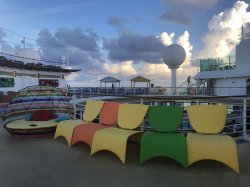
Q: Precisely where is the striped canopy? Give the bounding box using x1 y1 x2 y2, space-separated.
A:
3 85 73 120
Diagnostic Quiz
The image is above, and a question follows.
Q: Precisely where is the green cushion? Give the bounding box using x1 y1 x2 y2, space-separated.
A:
149 106 183 132
140 132 187 167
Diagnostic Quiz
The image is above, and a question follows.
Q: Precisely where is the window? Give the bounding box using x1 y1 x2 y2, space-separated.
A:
39 79 59 87
0 77 15 87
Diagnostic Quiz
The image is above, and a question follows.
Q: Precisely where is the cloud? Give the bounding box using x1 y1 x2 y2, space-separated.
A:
133 16 143 24
177 30 193 65
176 31 198 84
104 30 192 65
36 27 101 66
37 27 99 52
140 30 195 86
35 27 108 87
107 17 126 28
0 28 7 39
1 25 195 87
159 0 218 25
160 32 175 45
197 1 250 58
103 31 167 63
102 29 195 86
54 27 99 52
101 30 195 86
159 11 191 25
103 60 137 76
185 0 218 8
161 0 218 9
36 28 65 63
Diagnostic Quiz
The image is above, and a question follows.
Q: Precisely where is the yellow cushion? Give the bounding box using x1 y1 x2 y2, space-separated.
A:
54 120 88 146
91 127 141 163
54 101 104 146
118 104 148 129
6 119 57 130
187 133 239 173
83 101 104 122
186 105 227 134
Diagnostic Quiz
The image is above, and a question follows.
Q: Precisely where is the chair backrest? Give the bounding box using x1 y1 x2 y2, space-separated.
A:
186 105 227 134
149 106 183 132
118 103 148 130
83 100 104 122
99 102 120 126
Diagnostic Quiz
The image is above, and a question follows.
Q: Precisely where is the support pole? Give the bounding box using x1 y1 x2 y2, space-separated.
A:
243 98 250 141
171 68 177 95
140 98 144 132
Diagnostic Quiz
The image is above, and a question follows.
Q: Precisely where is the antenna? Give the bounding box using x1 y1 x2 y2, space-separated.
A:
66 48 69 68
62 55 66 68
21 37 26 63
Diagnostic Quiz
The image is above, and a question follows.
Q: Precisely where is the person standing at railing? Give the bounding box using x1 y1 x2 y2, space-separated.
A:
187 76 191 85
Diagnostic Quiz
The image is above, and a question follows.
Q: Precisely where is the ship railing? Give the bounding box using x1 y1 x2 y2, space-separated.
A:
199 55 236 72
70 96 250 142
67 86 248 98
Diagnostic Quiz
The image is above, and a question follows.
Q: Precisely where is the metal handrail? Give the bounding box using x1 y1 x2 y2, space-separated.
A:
67 86 249 98
71 96 250 141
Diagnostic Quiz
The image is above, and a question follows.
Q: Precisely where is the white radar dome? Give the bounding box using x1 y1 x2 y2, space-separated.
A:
162 44 186 69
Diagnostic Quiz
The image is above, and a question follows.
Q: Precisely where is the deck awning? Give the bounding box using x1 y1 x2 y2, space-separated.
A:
130 76 151 87
99 76 120 87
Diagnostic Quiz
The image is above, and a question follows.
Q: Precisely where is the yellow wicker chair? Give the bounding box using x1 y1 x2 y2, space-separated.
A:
90 103 148 164
54 100 104 146
186 105 239 173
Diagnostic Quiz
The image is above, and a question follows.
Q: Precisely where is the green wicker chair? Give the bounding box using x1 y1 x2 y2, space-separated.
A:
140 106 187 167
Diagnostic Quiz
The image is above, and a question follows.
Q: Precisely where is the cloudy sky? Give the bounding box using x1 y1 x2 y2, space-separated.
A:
0 0 250 87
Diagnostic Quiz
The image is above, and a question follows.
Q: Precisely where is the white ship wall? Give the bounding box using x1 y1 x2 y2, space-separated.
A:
1 76 67 93
236 38 250 73
16 76 38 91
0 66 69 93
214 78 246 96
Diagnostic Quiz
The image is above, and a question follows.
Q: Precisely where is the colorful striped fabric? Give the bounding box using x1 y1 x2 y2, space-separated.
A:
2 85 73 121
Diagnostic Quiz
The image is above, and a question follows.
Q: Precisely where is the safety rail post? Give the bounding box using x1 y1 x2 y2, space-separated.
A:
72 94 77 119
243 98 250 141
79 103 83 120
140 98 144 132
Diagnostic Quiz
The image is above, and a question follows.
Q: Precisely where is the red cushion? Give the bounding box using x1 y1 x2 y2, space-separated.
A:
30 110 54 121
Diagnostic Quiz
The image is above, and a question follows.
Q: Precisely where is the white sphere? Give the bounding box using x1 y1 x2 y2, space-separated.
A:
162 44 186 69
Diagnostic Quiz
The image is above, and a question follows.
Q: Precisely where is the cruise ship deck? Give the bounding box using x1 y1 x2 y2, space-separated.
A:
0 126 250 187
1 88 250 186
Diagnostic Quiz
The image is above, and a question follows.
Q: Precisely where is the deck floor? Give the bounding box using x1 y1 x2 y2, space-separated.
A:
0 126 250 187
